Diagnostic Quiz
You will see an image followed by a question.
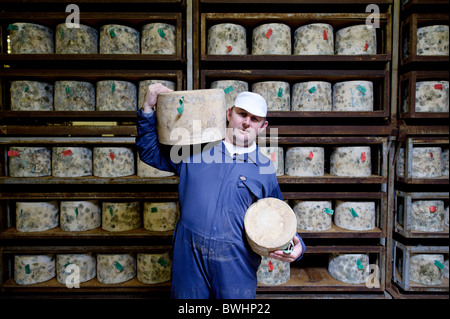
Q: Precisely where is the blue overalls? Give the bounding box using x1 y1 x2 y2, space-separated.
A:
136 109 305 299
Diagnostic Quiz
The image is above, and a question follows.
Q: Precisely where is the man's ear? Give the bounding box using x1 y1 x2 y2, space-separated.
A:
259 120 269 133
226 107 232 122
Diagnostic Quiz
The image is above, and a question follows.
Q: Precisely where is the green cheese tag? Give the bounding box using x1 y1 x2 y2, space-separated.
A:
66 85 70 96
323 208 334 215
24 85 29 93
74 208 79 217
109 29 116 38
158 28 166 38
109 207 114 217
356 85 366 94
356 259 364 270
309 86 317 94
25 264 31 274
111 83 116 93
114 261 124 272
278 87 283 98
434 260 445 270
158 258 168 267
151 207 158 213
224 86 234 94
60 30 64 39
8 24 19 31
349 208 358 218
177 96 185 115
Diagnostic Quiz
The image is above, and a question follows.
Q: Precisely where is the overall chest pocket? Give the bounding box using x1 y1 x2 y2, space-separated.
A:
237 175 263 201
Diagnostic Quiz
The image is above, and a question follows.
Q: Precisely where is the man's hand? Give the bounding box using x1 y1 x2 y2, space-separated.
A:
142 83 173 113
269 235 303 263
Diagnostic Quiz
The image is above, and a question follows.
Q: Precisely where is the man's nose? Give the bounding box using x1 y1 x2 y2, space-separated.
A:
242 116 251 125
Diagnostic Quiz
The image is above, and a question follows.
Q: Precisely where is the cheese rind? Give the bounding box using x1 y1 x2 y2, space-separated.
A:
409 254 444 285
207 23 247 55
417 25 449 56
252 23 291 55
335 25 376 55
334 200 376 231
137 252 172 284
14 254 55 285
330 146 372 177
93 147 135 177
96 80 137 111
259 146 284 176
97 253 136 284
397 147 442 178
137 155 175 177
442 149 449 176
252 81 290 111
415 81 449 112
257 256 290 285
328 253 369 284
102 201 141 232
10 81 53 111
291 81 332 111
9 23 54 54
143 202 179 231
60 200 101 232
16 201 59 232
55 23 98 54
410 200 445 232
285 147 324 177
141 23 176 55
332 81 374 111
293 200 332 231
54 81 95 111
293 23 334 55
56 253 96 285
211 80 249 109
100 24 140 54
8 146 51 177
52 147 92 177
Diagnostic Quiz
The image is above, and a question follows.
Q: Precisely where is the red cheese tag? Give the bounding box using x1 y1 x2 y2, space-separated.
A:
364 43 369 51
109 152 115 161
308 151 314 160
429 206 437 213
268 260 274 272
8 151 20 156
265 28 273 39
270 152 276 162
62 150 72 156
434 84 443 90
226 46 232 53
430 152 434 158
323 30 328 40
361 152 367 162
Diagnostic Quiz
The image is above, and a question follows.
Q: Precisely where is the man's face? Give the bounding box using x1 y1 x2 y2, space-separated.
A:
225 107 268 147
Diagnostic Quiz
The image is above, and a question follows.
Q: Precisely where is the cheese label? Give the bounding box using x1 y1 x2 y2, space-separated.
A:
356 259 364 270
62 150 72 156
349 207 358 218
364 43 369 51
434 260 445 270
226 45 232 53
158 258 168 267
158 28 166 38
307 151 314 160
111 83 116 93
114 261 124 272
151 207 158 213
323 208 334 215
430 152 434 159
224 86 234 94
429 206 437 213
74 208 79 217
309 86 317 94
24 85 29 92
25 264 31 274
109 29 116 38
356 85 367 94
268 260 274 272
60 30 64 39
361 152 367 162
109 152 115 161
435 84 443 90
65 85 70 95
265 28 273 39
323 30 328 40
177 96 185 115
278 87 283 98
8 151 20 156
8 24 19 31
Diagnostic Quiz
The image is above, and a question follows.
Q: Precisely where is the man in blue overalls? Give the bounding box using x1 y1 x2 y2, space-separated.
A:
136 83 305 299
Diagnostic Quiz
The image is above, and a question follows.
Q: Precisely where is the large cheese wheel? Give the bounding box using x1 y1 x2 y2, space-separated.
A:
96 80 137 111
442 149 449 176
410 254 444 285
100 24 140 54
207 23 247 55
328 253 369 284
293 200 332 231
55 23 98 54
138 80 175 110
10 81 53 111
334 200 375 231
155 89 226 145
397 147 442 178
102 201 141 232
52 147 92 177
211 80 249 109
54 81 95 111
93 147 135 177
16 201 59 232
14 254 55 285
143 202 179 232
97 253 136 284
141 23 176 55
330 146 372 177
417 25 449 56
137 252 172 284
252 81 290 111
259 146 284 176
291 81 332 111
335 25 376 55
410 200 445 232
60 200 101 232
415 81 449 112
285 147 324 177
8 23 54 54
56 253 96 285
252 23 291 55
332 81 374 111
257 256 290 285
137 155 175 177
8 146 51 177
293 23 334 55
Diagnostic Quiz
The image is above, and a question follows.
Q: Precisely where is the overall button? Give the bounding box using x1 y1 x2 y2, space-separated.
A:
239 176 246 181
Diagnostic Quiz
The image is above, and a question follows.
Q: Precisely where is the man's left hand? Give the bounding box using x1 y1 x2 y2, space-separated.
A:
269 235 303 263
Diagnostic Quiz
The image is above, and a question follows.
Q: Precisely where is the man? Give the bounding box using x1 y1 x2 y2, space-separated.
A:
136 83 305 299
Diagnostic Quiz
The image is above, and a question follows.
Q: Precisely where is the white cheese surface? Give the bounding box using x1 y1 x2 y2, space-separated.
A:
293 200 332 231
100 24 140 54
10 81 53 111
8 146 51 177
56 253 96 285
332 81 374 111
52 147 92 177
60 200 101 232
93 147 135 177
55 23 98 54
252 81 290 111
9 23 54 54
335 25 376 55
417 25 449 56
16 201 59 232
54 81 95 111
292 81 332 111
143 202 179 231
328 253 369 284
208 23 247 55
252 23 291 55
14 254 55 285
97 253 136 284
257 256 290 285
410 254 444 285
102 201 141 232
330 146 372 177
141 23 176 55
334 200 376 231
294 23 334 55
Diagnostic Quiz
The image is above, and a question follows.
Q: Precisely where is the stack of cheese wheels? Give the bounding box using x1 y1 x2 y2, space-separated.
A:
442 149 449 176
54 81 96 111
143 202 179 232
252 23 291 55
100 24 140 54
244 198 297 258
291 81 332 111
293 23 334 55
60 200 101 232
56 253 96 285
8 146 51 177
8 23 54 54
252 81 290 111
52 147 92 177
102 201 141 232
410 200 445 232
211 80 249 109
96 80 137 111
97 253 136 284
415 81 449 112
55 23 98 54
207 23 247 55
293 200 333 231
141 23 176 55
10 81 53 111
332 80 374 111
138 80 175 110
328 253 369 284
259 146 284 176
416 25 449 56
257 256 290 285
335 24 376 55
334 200 376 231
397 147 442 178
14 254 55 285
410 254 445 285
16 201 59 232
93 147 135 177
330 146 372 177
137 252 172 284
285 147 325 177
137 155 175 177
156 89 226 145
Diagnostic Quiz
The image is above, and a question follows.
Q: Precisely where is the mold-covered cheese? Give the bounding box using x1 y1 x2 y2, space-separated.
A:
8 23 54 54
207 23 247 55
10 81 53 111
252 23 291 55
415 81 449 112
293 200 332 231
445 205 449 227
291 81 332 111
334 200 375 231
54 81 96 111
328 253 369 284
330 146 372 177
102 201 141 232
56 253 96 285
14 254 55 285
97 253 136 284
156 89 226 145
259 146 284 176
417 25 449 56
252 81 290 111
293 23 334 55
211 80 249 109
93 147 135 177
285 147 324 177
332 81 374 111
410 200 445 232
100 24 140 54
398 147 442 178
8 146 51 177
143 202 179 232
444 257 449 279
137 155 175 177
137 252 172 284
96 80 137 111
52 147 92 177
257 256 290 285
55 23 98 54
16 201 59 232
138 80 175 110
141 23 176 55
410 254 444 285
335 25 376 55
60 200 101 232
442 149 449 176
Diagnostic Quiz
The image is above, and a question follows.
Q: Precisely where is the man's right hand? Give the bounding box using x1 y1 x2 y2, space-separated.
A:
142 83 173 113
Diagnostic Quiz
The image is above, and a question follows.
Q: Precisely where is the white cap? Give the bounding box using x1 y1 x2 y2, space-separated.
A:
234 92 267 117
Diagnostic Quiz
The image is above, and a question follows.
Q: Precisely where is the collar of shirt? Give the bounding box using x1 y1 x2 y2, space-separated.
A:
220 141 258 165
